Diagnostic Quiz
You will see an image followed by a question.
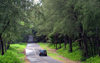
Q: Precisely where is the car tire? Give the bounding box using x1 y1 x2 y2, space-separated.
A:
39 54 41 56
45 54 47 56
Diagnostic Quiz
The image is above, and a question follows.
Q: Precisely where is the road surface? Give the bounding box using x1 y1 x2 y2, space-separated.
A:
26 43 62 63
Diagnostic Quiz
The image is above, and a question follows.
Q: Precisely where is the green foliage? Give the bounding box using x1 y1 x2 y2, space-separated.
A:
47 33 55 43
0 43 26 63
56 43 82 61
0 0 34 55
38 43 64 61
39 42 82 61
0 0 34 42
1 0 100 62
39 43 100 63
31 0 100 59
82 55 100 63
0 51 22 63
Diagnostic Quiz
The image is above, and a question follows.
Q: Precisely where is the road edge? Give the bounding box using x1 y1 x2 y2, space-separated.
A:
24 48 31 63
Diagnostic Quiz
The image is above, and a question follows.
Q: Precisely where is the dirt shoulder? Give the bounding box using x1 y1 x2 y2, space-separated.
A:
40 45 80 63
24 49 30 63
49 48 80 63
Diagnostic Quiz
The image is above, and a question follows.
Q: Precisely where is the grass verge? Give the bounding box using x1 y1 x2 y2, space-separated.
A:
0 43 26 63
38 43 64 61
82 55 100 63
38 42 82 61
38 43 100 63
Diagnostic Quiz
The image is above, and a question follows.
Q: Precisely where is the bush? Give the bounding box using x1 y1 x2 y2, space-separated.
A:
0 51 21 63
82 55 100 63
0 43 26 63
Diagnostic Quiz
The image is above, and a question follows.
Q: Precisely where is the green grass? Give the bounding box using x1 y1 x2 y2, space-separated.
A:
39 42 82 61
0 43 26 63
38 43 64 61
56 43 82 61
82 55 100 63
48 51 64 61
38 43 100 63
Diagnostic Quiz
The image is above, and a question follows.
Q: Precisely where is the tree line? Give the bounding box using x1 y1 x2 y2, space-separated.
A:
0 0 34 55
1 0 100 60
31 0 100 59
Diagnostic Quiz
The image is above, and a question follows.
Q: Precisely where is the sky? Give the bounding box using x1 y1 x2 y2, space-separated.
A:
34 0 40 4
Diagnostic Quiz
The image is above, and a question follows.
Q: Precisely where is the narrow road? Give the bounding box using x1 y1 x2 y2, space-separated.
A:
26 43 62 63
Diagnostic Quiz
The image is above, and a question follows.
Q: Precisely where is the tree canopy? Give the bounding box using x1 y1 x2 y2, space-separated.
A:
1 0 100 60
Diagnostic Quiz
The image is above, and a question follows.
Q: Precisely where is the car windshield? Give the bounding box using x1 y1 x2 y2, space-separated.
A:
40 50 46 52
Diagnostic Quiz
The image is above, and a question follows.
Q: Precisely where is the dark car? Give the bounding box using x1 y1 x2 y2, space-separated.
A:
39 50 47 56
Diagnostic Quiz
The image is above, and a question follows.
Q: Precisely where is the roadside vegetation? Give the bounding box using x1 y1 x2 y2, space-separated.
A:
1 0 100 63
39 43 100 63
0 0 33 55
38 43 64 61
0 43 26 63
32 0 100 63
39 43 82 61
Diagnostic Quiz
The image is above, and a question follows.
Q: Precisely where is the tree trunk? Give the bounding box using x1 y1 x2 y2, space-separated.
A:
69 38 72 52
55 41 57 50
7 42 10 49
79 40 82 49
64 41 66 49
79 33 82 49
4 42 7 52
83 34 88 58
79 23 83 49
0 36 4 55
64 38 67 49
98 38 100 56
89 37 94 56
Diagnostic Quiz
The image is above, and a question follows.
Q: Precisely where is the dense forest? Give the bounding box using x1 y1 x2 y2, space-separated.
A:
32 0 100 61
0 0 100 62
0 0 34 55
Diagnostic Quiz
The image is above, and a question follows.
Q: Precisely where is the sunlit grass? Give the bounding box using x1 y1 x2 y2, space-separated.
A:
0 43 26 63
38 43 64 61
38 43 100 63
82 55 100 63
38 42 82 61
48 52 64 61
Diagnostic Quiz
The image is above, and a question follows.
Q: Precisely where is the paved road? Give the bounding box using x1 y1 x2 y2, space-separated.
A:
26 43 62 63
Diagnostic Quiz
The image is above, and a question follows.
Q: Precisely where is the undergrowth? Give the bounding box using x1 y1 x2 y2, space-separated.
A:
0 43 26 63
39 42 100 63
